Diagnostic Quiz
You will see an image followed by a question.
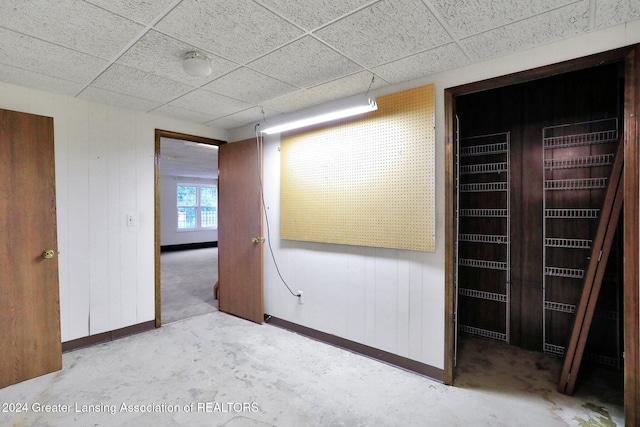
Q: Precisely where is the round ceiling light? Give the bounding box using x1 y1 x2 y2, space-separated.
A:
182 51 212 77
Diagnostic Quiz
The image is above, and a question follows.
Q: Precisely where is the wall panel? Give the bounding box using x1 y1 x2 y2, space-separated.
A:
363 246 377 345
118 111 139 329
88 104 110 334
407 251 424 361
52 95 71 341
107 107 123 329
374 249 399 353
397 256 411 357
136 116 156 322
66 98 91 340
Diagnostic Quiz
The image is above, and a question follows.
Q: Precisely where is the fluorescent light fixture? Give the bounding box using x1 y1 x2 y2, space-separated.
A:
260 95 377 135
183 141 218 150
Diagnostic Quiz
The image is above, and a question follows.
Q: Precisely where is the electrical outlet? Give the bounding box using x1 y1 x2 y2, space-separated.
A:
297 290 304 304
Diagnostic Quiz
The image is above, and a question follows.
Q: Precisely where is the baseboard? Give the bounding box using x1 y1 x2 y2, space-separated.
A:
61 320 156 353
264 315 444 382
160 241 218 252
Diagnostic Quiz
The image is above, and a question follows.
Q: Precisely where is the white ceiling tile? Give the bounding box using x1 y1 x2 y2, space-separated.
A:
595 0 640 29
0 0 144 59
315 0 451 68
255 0 372 30
152 104 218 124
169 89 254 119
84 0 177 25
206 116 249 130
160 138 218 179
154 0 303 64
261 89 329 114
249 36 363 88
206 106 279 130
372 43 469 84
117 30 238 86
77 86 162 111
202 67 298 104
0 28 108 83
460 2 590 62
0 63 84 96
307 72 388 102
91 63 193 103
427 0 577 39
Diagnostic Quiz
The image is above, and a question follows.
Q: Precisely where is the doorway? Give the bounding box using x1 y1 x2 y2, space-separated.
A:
444 46 640 424
154 130 225 327
455 62 623 355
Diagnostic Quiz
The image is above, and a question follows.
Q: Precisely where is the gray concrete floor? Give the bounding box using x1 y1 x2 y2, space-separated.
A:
455 335 624 426
161 247 218 324
0 310 624 426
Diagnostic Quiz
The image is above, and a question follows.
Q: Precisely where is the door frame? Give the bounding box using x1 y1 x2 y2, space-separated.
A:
154 129 226 327
444 46 640 423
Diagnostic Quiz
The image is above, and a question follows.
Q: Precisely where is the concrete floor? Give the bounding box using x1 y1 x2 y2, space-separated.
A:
455 335 624 426
161 247 218 324
0 310 624 426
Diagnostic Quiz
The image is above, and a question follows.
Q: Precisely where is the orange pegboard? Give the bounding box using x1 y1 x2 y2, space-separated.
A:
280 83 435 252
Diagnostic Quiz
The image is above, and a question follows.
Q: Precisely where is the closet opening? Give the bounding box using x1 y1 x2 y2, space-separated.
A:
444 46 640 423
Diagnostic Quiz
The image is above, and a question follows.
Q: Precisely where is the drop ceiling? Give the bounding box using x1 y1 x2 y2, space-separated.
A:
160 137 218 179
0 0 638 131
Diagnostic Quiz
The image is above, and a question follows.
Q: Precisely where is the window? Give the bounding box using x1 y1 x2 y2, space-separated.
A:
177 184 217 230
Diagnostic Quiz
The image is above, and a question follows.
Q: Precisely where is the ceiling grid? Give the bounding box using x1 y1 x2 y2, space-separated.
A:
0 0 636 130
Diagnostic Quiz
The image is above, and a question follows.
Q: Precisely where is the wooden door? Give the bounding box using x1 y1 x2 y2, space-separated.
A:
0 108 61 388
623 44 640 426
218 138 264 323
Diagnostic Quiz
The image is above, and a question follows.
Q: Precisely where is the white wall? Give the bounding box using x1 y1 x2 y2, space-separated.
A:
0 83 227 342
160 175 218 246
260 125 445 370
232 20 640 371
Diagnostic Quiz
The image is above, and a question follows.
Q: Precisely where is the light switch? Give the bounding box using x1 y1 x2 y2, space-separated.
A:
126 213 135 227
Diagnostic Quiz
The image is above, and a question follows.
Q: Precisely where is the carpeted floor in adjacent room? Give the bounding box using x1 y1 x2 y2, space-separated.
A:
161 247 218 324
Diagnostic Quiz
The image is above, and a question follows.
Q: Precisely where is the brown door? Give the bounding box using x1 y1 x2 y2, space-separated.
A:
0 108 61 388
623 44 640 425
218 138 264 323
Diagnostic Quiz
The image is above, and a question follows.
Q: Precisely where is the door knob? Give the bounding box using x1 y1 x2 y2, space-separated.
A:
251 237 265 243
42 249 55 259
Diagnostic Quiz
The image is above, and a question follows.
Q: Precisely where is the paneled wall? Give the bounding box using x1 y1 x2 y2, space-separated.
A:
0 81 226 342
263 132 445 369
